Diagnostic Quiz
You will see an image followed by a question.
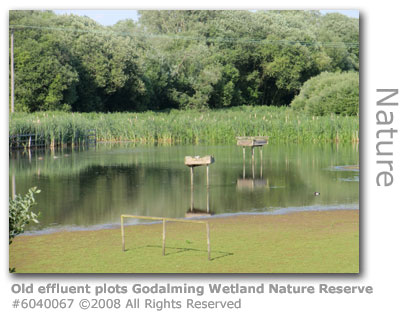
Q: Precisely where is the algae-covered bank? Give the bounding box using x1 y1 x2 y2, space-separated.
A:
10 209 359 273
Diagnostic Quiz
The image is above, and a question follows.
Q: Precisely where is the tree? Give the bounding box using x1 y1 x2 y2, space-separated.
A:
10 10 360 111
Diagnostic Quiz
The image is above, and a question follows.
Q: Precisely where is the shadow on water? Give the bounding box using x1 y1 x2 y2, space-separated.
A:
125 245 234 261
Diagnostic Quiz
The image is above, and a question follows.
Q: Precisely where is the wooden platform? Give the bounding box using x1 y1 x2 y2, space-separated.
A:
236 136 268 147
184 155 215 167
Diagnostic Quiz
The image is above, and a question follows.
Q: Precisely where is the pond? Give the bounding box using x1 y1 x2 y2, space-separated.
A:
9 143 359 233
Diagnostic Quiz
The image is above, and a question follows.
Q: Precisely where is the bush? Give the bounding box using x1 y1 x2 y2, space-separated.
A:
291 71 359 116
9 187 41 245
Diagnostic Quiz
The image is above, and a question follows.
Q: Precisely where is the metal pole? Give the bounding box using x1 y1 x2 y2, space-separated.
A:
10 28 14 113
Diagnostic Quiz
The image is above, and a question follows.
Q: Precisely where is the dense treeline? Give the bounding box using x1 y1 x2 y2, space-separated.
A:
10 10 359 113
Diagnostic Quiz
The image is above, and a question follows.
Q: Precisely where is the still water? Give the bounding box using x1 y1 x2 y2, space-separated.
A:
9 143 359 233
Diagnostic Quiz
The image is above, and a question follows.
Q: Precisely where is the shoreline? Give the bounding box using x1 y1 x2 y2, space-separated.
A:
21 204 359 237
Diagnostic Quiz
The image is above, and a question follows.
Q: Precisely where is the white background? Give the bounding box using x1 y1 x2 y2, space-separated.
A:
1 1 408 319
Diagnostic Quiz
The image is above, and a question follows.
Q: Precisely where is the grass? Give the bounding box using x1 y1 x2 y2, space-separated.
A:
9 106 359 147
9 210 359 273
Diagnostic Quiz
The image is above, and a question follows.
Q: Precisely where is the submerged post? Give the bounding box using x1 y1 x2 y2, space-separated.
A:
190 166 194 187
206 165 209 187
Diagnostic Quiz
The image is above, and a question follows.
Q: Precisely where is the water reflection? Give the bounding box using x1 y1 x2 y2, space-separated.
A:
186 186 213 218
9 143 359 231
237 148 268 190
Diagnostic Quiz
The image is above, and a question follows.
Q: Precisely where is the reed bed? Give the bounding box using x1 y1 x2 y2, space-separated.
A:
9 106 359 147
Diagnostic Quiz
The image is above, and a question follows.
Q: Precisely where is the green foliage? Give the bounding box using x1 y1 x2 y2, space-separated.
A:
291 71 359 116
10 10 359 112
9 187 41 245
10 107 359 145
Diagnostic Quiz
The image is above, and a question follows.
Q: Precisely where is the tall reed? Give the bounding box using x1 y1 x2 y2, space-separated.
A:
9 106 359 147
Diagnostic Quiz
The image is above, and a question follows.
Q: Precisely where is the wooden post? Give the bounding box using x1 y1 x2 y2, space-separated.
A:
251 146 254 164
260 148 263 178
190 166 194 188
190 184 194 212
121 216 125 251
242 147 246 178
206 165 209 187
206 222 211 261
162 219 166 256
